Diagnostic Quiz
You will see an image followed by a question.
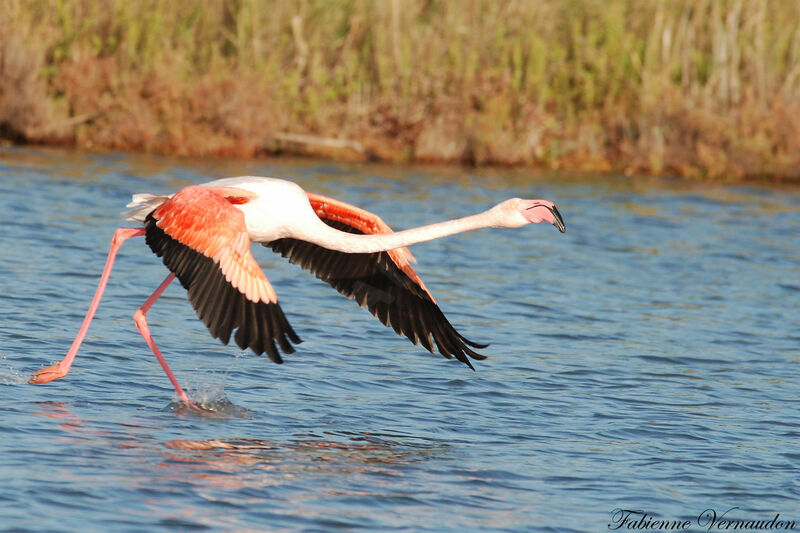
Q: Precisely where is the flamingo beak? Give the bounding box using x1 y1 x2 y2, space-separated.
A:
527 204 566 233
550 205 566 233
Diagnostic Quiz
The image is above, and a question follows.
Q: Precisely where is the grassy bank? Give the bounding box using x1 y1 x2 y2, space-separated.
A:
1 0 799 180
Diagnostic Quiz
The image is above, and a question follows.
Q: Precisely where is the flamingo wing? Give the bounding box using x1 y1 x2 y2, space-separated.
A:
266 192 488 370
144 186 301 362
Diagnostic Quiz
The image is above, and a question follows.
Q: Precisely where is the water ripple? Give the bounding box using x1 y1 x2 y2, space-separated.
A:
1 147 799 531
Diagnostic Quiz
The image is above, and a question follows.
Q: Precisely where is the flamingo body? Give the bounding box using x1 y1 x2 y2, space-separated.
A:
31 176 565 407
145 186 299 361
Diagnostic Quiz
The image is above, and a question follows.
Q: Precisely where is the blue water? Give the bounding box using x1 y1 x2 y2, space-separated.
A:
1 146 799 532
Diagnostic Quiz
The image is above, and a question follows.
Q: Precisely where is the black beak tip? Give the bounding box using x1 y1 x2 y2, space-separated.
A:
550 205 566 233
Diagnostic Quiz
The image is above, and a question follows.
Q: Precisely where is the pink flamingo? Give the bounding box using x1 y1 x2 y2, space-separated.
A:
29 177 565 406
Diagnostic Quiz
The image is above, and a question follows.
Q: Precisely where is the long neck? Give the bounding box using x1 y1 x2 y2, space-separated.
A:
296 210 500 253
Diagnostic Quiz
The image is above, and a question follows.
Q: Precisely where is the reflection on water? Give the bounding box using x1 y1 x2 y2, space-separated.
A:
154 434 448 528
164 434 436 479
33 401 93 436
1 146 799 531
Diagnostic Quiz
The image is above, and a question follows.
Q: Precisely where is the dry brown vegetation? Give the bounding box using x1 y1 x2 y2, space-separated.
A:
1 0 799 180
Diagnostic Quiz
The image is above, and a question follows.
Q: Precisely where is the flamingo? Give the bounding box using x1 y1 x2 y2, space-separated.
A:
29 177 565 407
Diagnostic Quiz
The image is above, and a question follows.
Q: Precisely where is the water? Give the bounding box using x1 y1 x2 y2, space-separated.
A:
1 146 798 532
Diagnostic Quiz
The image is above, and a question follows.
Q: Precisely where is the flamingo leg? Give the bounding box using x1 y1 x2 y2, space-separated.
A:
132 273 195 407
30 227 146 385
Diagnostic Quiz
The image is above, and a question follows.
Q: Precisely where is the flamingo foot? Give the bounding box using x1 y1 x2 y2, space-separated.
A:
29 364 69 385
184 399 202 411
171 397 213 414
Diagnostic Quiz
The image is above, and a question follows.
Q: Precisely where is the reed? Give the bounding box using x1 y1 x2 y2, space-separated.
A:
1 0 799 180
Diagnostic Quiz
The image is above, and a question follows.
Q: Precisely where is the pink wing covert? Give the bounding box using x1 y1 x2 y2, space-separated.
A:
146 186 300 362
306 192 434 301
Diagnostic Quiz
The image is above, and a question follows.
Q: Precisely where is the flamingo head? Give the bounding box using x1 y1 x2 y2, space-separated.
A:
491 198 566 232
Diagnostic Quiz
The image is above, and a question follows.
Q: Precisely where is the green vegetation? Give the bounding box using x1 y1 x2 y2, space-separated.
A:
1 0 799 180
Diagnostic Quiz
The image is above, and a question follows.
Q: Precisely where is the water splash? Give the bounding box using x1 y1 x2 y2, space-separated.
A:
0 356 27 385
167 380 253 418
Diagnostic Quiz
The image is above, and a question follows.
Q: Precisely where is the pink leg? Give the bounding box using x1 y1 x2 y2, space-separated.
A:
30 227 146 385
132 273 195 407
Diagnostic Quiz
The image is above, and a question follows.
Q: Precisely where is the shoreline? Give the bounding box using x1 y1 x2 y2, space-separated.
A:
6 142 799 190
